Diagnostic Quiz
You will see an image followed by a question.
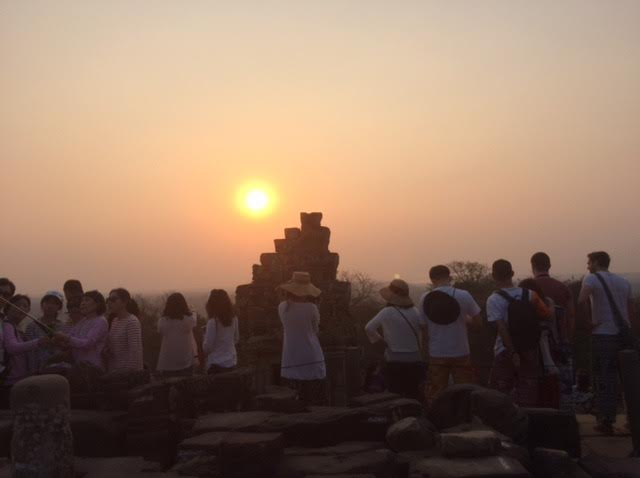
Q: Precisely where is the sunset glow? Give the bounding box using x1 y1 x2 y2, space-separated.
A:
245 190 269 213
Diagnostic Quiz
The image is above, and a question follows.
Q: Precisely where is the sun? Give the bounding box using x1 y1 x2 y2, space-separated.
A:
245 189 268 212
236 181 276 217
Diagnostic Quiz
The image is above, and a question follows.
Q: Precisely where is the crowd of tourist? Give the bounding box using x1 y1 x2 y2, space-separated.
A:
0 250 636 435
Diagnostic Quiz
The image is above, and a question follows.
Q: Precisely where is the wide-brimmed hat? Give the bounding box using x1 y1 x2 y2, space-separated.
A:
380 279 413 307
278 272 322 298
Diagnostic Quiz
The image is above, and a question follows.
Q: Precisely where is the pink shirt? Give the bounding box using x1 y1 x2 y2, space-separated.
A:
107 314 143 372
3 321 39 385
68 315 109 370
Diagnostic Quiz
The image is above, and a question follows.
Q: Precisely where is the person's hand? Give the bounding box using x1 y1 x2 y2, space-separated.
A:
38 337 52 346
512 352 521 368
52 332 69 344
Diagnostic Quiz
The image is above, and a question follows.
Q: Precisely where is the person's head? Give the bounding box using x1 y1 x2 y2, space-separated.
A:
107 288 132 316
530 252 551 275
429 265 451 286
206 289 234 327
492 259 514 284
5 294 31 323
81 290 106 317
278 272 322 302
518 278 546 300
163 292 190 320
63 279 83 301
0 278 16 302
66 296 83 323
587 251 611 273
40 291 64 319
379 278 413 309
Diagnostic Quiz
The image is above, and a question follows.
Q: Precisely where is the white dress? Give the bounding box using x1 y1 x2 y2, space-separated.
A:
279 301 326 380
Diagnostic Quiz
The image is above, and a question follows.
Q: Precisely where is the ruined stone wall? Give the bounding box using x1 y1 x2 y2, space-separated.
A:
236 212 352 342
235 213 355 395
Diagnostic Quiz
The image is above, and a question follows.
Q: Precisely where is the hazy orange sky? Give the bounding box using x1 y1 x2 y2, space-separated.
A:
2 1 639 295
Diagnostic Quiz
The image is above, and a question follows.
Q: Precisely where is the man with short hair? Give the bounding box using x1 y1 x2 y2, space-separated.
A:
531 252 575 410
420 265 481 403
487 259 551 407
578 251 635 435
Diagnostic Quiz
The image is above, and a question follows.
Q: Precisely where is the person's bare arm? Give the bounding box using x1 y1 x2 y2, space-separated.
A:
466 313 482 327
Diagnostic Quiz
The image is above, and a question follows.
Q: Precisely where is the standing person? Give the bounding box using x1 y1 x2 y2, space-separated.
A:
519 278 560 409
365 278 426 400
1 295 50 405
62 279 84 324
53 291 109 370
157 293 198 377
0 278 16 374
202 289 239 375
487 260 551 407
420 265 481 403
0 279 16 321
25 291 66 374
531 252 576 410
277 272 327 405
578 251 635 435
105 288 143 373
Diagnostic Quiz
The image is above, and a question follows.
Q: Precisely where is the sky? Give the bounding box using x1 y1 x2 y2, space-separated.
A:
1 1 639 295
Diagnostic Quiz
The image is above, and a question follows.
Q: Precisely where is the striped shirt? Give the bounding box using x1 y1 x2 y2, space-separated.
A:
107 314 143 372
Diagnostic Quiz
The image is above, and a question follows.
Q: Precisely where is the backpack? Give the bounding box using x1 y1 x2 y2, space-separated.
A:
423 289 461 325
496 288 541 353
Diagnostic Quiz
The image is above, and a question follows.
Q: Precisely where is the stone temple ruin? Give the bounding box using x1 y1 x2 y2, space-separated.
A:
236 212 360 404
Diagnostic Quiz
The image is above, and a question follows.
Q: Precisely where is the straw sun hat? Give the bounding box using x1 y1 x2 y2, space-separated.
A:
380 278 413 307
278 271 322 298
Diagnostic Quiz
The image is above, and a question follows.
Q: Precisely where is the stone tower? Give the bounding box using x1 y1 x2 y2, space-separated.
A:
235 212 354 391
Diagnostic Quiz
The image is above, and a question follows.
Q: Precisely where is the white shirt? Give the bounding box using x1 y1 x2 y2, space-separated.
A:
203 316 239 369
365 306 425 362
279 302 326 380
156 315 198 371
419 286 481 358
582 272 632 336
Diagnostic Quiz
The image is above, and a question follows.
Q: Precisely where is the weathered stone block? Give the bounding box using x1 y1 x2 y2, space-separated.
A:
192 411 277 435
522 408 580 458
349 393 401 408
470 389 528 445
531 448 574 478
251 386 307 413
277 449 396 478
439 430 501 458
410 456 530 478
11 375 74 477
386 417 438 452
300 212 323 230
285 228 301 240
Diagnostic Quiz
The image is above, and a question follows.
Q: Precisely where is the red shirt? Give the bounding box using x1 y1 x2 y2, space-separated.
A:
534 273 573 342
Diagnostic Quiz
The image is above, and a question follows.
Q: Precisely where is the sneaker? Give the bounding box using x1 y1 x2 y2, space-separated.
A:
594 423 614 435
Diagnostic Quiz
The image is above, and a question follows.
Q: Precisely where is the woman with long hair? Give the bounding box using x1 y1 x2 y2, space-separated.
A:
202 289 239 374
277 272 327 405
54 290 109 370
105 288 143 372
156 292 198 376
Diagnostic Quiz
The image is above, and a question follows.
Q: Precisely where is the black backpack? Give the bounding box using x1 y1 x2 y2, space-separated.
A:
423 289 461 325
496 288 541 353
